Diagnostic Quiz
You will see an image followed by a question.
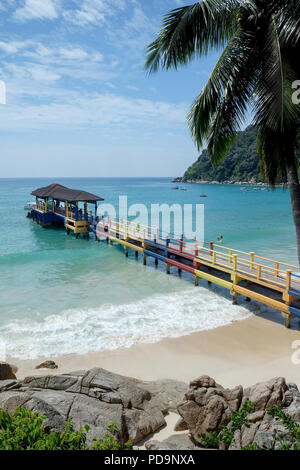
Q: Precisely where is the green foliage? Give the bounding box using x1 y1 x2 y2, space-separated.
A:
146 0 300 183
200 399 255 449
0 407 132 450
266 405 300 450
200 402 300 450
183 126 270 183
90 422 133 451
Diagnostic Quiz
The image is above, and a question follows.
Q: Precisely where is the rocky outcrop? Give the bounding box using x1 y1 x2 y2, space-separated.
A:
145 434 201 451
0 368 187 446
176 375 242 446
138 379 187 414
0 362 17 381
176 375 300 450
35 361 58 370
1 368 300 450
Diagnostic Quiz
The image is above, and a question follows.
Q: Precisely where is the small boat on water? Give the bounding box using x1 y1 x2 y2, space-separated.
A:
24 201 36 210
240 187 249 192
200 194 207 198
180 188 187 191
172 186 179 190
253 187 270 192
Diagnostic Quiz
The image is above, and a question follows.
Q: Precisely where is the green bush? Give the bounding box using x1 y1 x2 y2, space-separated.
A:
0 407 133 450
200 399 255 449
200 401 300 450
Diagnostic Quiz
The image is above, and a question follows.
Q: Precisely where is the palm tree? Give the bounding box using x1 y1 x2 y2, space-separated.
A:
146 0 300 263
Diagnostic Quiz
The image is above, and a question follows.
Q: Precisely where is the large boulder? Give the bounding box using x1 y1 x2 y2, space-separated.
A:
137 379 188 414
176 375 242 445
0 362 17 381
0 368 185 446
176 375 300 450
35 361 58 370
231 378 300 450
145 434 201 451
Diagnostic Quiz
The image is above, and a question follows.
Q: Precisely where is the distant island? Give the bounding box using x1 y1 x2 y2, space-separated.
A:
173 126 286 185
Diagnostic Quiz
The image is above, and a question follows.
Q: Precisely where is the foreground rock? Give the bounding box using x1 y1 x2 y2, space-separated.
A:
35 361 58 370
176 375 300 450
145 434 201 451
0 368 187 445
1 367 300 450
0 362 17 381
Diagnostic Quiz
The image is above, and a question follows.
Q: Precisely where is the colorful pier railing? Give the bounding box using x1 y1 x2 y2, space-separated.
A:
96 217 300 328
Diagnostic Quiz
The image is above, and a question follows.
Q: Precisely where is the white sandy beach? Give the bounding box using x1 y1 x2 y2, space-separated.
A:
10 313 300 389
6 313 300 447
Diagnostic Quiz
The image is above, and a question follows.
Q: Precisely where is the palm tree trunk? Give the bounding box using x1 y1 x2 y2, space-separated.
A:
286 160 300 266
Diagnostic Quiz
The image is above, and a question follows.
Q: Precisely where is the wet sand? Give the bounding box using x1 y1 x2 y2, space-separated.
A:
10 314 300 389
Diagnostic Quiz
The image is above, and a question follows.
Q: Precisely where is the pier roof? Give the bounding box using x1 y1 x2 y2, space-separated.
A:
31 184 104 202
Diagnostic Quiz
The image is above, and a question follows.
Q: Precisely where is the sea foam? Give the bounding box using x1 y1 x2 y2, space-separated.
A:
0 286 253 360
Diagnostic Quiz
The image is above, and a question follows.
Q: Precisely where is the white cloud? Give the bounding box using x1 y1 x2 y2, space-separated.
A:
0 86 187 131
105 82 116 89
29 64 61 81
0 1 188 133
14 0 59 21
25 44 104 63
127 85 139 92
105 6 157 58
63 0 126 26
58 47 88 61
0 40 30 54
5 62 60 82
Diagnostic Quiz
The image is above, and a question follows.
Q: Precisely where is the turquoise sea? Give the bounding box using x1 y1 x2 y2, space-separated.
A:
0 178 297 359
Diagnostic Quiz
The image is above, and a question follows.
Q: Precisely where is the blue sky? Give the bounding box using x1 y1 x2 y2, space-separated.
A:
0 0 222 177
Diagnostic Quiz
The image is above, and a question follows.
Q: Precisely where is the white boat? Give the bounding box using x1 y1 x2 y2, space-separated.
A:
24 201 36 210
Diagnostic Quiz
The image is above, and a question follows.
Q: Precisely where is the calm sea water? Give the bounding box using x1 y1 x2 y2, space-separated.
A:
0 178 296 359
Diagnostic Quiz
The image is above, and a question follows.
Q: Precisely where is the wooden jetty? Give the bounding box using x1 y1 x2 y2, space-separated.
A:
97 217 300 328
26 185 300 328
27 183 103 237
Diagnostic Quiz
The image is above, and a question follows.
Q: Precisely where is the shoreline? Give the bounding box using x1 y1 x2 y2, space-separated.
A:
171 178 287 187
9 314 300 388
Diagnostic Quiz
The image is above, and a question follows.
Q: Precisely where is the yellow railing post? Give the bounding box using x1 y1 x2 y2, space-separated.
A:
233 254 237 272
275 262 279 278
229 249 233 263
250 252 255 270
212 252 216 265
257 265 262 280
65 201 68 218
286 270 292 292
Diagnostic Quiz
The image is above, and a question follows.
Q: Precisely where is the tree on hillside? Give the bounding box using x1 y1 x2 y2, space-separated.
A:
145 0 300 263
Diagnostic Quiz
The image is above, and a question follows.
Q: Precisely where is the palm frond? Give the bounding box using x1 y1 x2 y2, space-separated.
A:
145 0 239 73
253 17 299 134
275 0 300 48
188 28 260 162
